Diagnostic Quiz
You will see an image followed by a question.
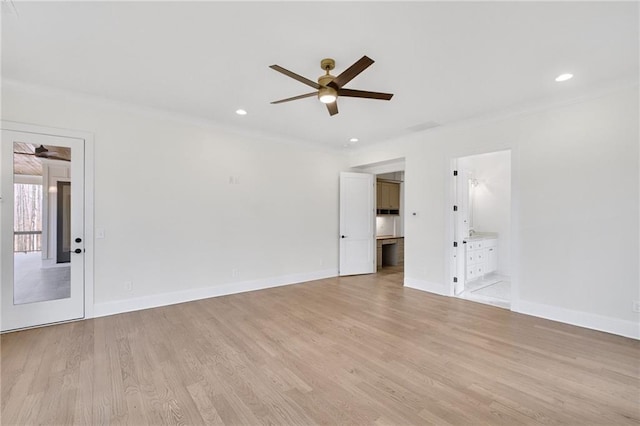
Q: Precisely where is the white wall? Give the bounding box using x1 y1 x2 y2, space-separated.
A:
349 86 639 338
2 83 346 313
458 150 511 275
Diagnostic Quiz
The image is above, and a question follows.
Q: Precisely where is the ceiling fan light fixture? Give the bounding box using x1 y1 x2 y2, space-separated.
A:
318 87 337 104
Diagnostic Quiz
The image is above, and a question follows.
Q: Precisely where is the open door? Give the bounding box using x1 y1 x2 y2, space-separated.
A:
453 165 471 295
339 172 375 276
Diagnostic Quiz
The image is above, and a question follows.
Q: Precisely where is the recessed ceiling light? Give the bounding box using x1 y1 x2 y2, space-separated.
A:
235 109 247 115
349 138 359 143
555 73 573 82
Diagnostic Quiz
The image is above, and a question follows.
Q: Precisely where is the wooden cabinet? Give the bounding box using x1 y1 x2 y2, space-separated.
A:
377 182 390 209
376 181 400 213
388 183 400 209
376 237 404 269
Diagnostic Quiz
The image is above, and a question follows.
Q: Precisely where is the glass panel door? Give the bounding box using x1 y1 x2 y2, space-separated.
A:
1 130 84 331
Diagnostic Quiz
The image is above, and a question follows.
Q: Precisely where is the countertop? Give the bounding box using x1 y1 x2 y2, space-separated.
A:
464 232 498 241
376 235 404 240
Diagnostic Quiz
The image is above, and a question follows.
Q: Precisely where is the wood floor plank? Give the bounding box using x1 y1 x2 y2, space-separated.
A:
2 265 639 425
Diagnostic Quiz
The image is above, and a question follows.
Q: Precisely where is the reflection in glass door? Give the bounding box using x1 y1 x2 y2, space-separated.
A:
2 130 84 331
56 181 71 264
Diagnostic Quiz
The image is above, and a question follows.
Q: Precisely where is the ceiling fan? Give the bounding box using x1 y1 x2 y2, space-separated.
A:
13 145 70 161
269 55 393 116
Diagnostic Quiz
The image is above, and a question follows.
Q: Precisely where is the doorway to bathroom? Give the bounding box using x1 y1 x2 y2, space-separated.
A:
451 150 511 309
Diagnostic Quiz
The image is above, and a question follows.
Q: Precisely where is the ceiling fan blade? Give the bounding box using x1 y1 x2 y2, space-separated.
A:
328 56 374 89
338 88 394 100
326 101 338 116
271 92 317 104
270 65 321 90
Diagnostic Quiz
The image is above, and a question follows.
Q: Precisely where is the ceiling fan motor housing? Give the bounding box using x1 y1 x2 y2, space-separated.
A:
318 74 337 102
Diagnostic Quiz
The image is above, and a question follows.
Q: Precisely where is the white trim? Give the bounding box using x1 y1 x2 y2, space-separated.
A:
94 269 337 318
0 120 95 321
13 175 42 184
352 158 406 174
404 277 448 296
513 299 639 340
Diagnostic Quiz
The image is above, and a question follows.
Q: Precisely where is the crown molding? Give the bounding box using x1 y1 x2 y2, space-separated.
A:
351 77 639 153
2 79 343 154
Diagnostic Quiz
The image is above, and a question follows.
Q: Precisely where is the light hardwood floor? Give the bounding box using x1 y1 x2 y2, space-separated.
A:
2 266 639 425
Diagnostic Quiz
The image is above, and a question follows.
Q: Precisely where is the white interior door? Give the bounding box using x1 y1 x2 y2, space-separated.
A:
452 166 463 295
339 172 375 276
453 168 471 295
1 130 85 332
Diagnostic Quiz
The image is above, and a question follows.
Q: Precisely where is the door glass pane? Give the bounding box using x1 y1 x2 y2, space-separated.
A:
13 142 71 304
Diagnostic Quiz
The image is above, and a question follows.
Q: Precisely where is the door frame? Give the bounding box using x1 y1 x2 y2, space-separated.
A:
351 158 406 272
1 120 95 324
445 148 519 308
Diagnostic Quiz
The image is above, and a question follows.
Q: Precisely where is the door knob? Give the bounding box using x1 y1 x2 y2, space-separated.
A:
74 248 83 254
341 235 346 238
75 237 82 243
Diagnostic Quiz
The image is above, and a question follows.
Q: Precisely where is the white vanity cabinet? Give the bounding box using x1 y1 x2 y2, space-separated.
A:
465 237 498 281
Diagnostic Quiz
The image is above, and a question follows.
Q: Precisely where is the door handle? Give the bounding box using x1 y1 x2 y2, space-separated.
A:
341 235 346 238
75 237 82 243
73 248 83 254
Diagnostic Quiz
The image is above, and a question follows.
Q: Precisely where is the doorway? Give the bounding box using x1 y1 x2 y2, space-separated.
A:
341 158 406 281
1 128 87 331
451 150 511 308
375 171 404 277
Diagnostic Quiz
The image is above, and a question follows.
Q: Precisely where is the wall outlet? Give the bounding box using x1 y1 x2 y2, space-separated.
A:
229 175 240 185
124 281 133 292
231 268 239 278
633 301 640 313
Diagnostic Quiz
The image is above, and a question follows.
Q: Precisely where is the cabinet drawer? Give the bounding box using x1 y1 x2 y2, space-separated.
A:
466 267 476 280
381 238 397 245
467 252 478 264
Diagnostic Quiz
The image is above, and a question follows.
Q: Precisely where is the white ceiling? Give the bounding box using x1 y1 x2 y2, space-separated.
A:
2 1 638 149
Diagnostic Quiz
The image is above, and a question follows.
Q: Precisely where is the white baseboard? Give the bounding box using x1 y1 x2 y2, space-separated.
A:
93 269 337 318
404 277 449 296
513 299 639 340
